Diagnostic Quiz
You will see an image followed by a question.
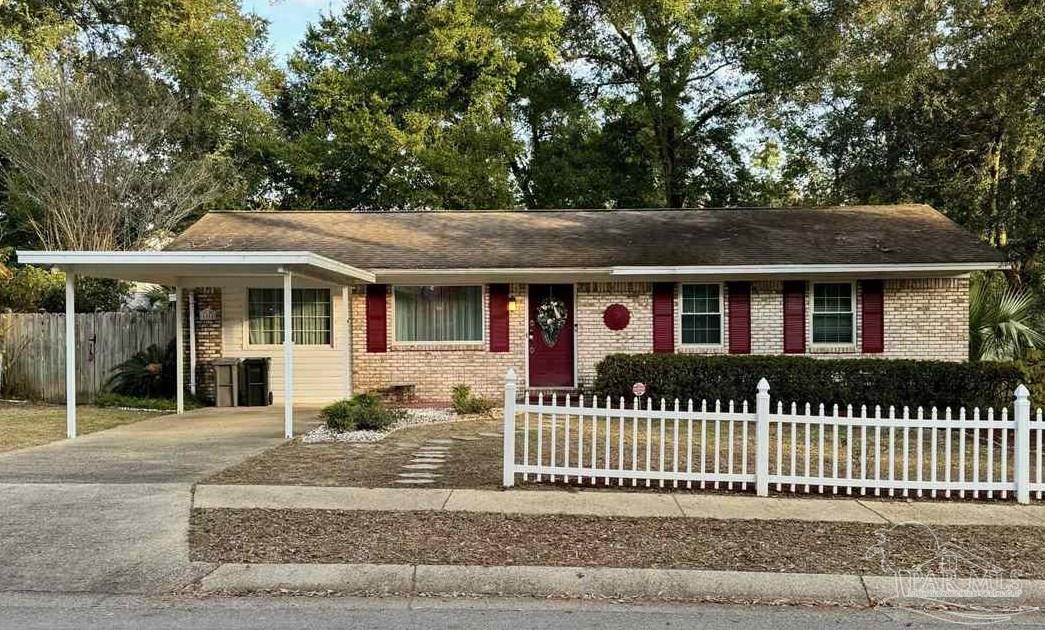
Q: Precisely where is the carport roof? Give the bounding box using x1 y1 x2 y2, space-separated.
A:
15 250 376 285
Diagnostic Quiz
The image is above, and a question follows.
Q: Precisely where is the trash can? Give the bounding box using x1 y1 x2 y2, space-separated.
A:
213 358 241 407
239 357 271 406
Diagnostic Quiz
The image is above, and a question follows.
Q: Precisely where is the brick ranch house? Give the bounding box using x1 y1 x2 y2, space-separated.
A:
18 204 1006 438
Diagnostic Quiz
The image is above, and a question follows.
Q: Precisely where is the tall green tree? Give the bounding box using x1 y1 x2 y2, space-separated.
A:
0 0 280 225
560 0 834 207
273 0 562 210
780 0 1045 285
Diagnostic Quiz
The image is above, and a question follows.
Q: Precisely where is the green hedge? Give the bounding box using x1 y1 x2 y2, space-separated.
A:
592 354 1027 412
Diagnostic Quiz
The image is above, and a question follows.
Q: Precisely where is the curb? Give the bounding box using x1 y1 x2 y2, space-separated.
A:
196 562 1045 609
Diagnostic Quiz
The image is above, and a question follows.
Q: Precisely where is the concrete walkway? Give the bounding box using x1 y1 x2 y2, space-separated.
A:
0 407 318 594
193 484 1045 527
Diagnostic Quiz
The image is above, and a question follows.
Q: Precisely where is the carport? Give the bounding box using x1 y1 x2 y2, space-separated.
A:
15 251 375 439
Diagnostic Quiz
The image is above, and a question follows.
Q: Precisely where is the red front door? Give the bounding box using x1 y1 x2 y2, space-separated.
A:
528 284 574 387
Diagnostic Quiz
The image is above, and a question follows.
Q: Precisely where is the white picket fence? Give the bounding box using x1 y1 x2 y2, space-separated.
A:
500 369 1045 504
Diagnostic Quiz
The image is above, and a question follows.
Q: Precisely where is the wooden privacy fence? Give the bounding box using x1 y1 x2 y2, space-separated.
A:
0 311 176 403
500 369 1044 504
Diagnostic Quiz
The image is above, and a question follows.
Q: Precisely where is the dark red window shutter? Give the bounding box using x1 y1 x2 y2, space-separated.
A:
782 281 806 354
652 283 675 353
861 280 884 353
366 284 387 353
489 284 510 352
727 282 751 354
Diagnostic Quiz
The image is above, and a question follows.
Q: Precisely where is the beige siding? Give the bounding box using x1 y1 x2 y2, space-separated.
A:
213 278 350 406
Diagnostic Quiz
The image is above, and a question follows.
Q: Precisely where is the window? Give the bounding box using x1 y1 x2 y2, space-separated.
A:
681 284 722 345
248 288 331 345
812 283 854 344
394 286 483 343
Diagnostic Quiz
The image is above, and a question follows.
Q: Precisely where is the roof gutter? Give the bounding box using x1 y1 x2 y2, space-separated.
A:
610 262 1010 276
17 250 377 283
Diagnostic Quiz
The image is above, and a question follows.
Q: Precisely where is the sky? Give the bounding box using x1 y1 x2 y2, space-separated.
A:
240 0 347 63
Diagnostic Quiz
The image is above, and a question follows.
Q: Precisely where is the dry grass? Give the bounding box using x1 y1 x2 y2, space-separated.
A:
204 410 1028 499
0 401 163 453
515 414 1024 497
205 416 506 488
190 508 1045 578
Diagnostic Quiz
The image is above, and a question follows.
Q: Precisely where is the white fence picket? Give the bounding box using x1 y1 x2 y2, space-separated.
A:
501 372 1040 504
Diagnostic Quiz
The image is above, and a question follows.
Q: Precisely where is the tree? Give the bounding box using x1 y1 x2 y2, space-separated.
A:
273 0 562 210
560 0 834 207
1 65 225 250
0 0 280 215
969 273 1045 362
779 0 1045 285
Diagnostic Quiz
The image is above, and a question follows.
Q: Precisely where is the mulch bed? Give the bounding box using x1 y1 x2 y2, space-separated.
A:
190 508 1045 578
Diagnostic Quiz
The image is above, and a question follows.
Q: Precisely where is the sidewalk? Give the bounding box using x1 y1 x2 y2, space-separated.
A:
193 484 1045 527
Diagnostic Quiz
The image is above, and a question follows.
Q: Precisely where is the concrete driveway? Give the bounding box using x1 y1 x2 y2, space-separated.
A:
0 406 319 594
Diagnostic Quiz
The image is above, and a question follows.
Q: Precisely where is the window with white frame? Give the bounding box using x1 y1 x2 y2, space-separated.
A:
248 288 332 345
394 286 483 343
811 282 855 344
681 284 722 345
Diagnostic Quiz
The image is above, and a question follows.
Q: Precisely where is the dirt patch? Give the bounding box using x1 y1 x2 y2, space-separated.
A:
204 416 505 488
190 508 1045 578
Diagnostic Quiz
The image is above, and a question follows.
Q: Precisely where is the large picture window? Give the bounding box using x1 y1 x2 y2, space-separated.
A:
812 282 855 344
681 284 722 345
248 288 332 345
394 286 483 343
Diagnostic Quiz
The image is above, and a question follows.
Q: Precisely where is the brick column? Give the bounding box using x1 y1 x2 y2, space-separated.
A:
182 288 223 404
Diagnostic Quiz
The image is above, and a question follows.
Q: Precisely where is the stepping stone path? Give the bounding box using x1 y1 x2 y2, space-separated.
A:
393 431 500 485
394 439 453 485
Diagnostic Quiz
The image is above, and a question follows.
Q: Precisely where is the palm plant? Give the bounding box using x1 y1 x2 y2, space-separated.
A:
969 278 1045 361
105 340 176 398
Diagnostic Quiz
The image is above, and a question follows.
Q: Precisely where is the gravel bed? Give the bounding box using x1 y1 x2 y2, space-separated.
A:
190 508 1045 578
302 408 459 443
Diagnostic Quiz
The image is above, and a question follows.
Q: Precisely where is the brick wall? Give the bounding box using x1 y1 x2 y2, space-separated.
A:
575 282 653 387
182 288 222 403
750 280 783 354
315 277 970 404
351 284 528 402
883 277 969 361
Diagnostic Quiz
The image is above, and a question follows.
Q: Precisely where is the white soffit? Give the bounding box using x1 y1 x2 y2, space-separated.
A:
16 251 376 285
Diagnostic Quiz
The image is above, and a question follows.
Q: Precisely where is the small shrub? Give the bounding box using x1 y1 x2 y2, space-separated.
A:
321 393 404 432
593 354 1027 411
451 384 493 415
94 392 201 411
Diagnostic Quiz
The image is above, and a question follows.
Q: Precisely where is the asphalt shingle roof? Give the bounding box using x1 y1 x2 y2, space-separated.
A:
166 205 1004 270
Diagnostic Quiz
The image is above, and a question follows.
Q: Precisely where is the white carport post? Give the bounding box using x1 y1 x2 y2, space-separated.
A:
65 272 76 438
282 270 295 438
175 284 185 414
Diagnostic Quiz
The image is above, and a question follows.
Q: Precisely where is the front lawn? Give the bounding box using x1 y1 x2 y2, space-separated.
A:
205 416 505 488
205 412 1017 498
0 401 165 453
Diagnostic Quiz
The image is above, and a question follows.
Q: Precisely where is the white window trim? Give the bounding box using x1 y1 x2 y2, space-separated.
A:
808 281 858 351
243 287 335 349
391 284 487 346
678 282 725 348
